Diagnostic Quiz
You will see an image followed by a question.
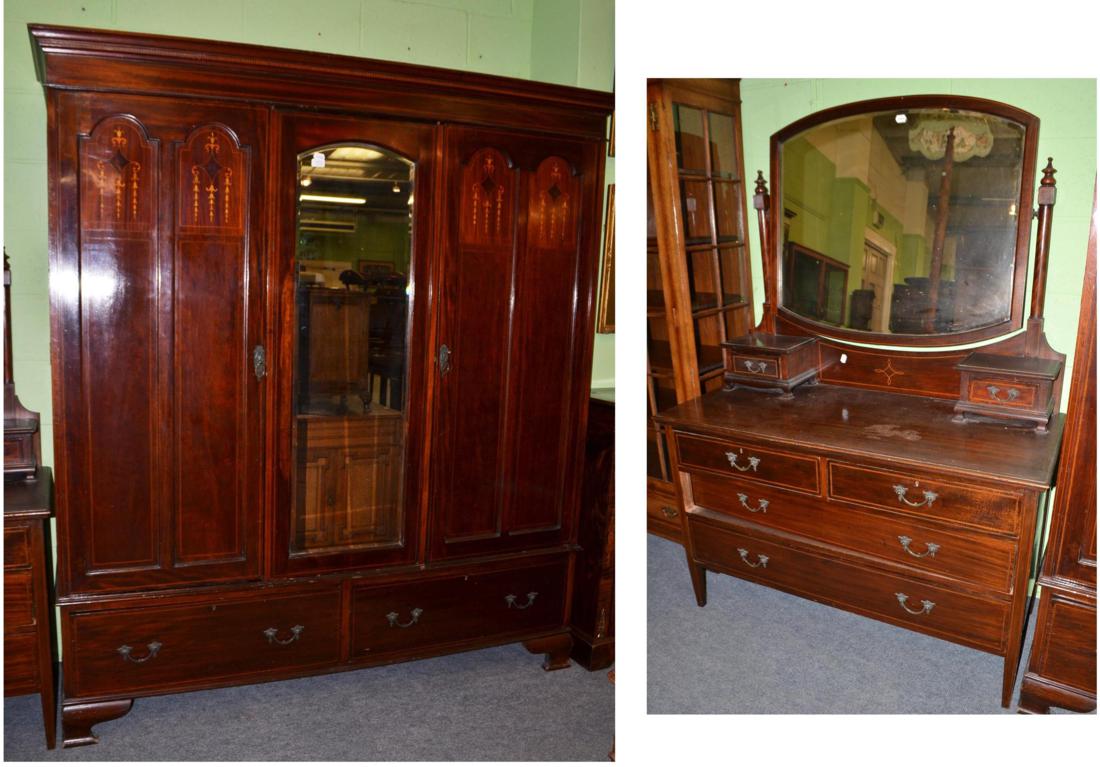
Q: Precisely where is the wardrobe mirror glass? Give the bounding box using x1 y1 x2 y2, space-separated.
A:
778 107 1027 337
291 143 414 554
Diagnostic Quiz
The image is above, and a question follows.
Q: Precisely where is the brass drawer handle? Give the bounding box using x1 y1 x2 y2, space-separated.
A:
263 625 304 645
117 641 162 664
893 484 938 508
660 506 679 519
897 535 940 558
504 591 539 610
895 592 935 615
986 385 1020 402
736 493 769 513
743 360 768 374
386 608 423 628
725 451 760 472
736 548 769 569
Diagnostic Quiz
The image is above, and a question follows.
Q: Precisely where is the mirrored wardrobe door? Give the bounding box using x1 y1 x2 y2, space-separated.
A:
271 113 438 576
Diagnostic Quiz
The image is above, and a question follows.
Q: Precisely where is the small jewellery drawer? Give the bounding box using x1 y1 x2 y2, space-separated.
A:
675 433 819 494
827 461 1020 533
3 525 31 567
351 562 567 658
967 378 1040 410
66 585 343 698
689 515 1009 652
730 355 778 379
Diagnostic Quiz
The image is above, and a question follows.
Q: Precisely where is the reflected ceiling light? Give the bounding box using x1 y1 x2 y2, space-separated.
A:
329 147 384 162
895 113 907 124
1008 202 1018 217
392 182 401 193
300 177 312 187
299 194 366 204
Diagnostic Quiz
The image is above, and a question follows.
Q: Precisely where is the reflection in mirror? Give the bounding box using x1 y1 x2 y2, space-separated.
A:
780 108 1025 335
292 144 413 554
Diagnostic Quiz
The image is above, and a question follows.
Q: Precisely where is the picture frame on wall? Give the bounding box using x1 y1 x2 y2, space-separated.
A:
596 185 615 333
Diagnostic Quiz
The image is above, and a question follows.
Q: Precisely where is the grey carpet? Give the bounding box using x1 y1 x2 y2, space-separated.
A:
4 643 613 760
648 533 1084 714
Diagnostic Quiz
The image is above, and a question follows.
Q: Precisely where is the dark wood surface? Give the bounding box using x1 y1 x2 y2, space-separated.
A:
32 25 610 747
657 384 1063 488
1018 185 1096 715
570 397 615 670
4 468 58 749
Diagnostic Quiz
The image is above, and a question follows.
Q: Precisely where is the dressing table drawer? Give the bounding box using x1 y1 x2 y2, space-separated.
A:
675 433 820 494
689 471 1018 594
689 513 1009 653
827 462 1020 533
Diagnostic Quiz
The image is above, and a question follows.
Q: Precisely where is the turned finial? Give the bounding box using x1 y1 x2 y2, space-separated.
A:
1037 157 1057 206
753 170 769 211
754 170 768 195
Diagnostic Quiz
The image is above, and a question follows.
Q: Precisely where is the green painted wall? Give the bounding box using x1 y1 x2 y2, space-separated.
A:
741 78 1097 403
3 0 616 475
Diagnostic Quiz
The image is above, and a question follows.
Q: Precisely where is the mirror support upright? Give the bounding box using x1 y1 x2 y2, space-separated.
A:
1026 158 1058 356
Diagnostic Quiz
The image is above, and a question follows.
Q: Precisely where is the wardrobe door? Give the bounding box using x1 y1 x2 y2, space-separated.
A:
50 93 267 594
270 113 436 576
429 127 604 561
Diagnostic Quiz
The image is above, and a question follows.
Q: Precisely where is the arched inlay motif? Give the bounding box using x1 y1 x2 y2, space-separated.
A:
459 147 515 247
529 156 579 250
79 115 157 231
177 124 247 230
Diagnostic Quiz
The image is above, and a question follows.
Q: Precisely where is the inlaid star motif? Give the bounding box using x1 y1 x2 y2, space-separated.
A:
874 359 906 386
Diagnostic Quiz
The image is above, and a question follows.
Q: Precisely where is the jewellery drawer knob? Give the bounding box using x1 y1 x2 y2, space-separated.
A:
725 451 761 472
660 506 679 519
893 484 938 508
897 535 940 558
263 625 305 645
386 607 424 628
117 641 162 664
895 592 935 615
736 548 769 569
736 493 769 513
504 591 539 610
986 385 1020 402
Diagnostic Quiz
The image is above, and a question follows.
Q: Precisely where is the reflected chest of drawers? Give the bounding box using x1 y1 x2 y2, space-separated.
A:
658 384 1064 708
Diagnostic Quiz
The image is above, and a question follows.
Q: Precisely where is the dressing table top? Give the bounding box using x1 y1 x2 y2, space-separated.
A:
656 385 1064 489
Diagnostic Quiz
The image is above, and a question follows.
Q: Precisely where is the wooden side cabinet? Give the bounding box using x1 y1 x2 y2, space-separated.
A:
571 394 615 669
646 79 755 543
1018 190 1097 715
4 468 58 749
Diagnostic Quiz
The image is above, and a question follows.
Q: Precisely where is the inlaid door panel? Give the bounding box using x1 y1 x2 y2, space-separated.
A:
430 128 604 560
52 92 266 594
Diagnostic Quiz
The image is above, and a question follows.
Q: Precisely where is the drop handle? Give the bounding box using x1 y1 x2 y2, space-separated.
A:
736 493 769 514
897 535 940 558
263 625 304 645
895 593 935 615
986 385 1020 402
725 451 761 472
736 548 769 569
743 360 768 374
386 608 423 628
893 484 938 508
118 641 162 664
504 592 538 610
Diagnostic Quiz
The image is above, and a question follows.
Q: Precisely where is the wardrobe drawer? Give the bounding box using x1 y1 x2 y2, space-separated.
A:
66 586 343 698
675 432 820 494
4 526 31 567
351 562 567 658
689 514 1009 652
827 461 1020 533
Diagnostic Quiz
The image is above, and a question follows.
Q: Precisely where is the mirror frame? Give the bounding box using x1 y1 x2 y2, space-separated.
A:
768 95 1040 347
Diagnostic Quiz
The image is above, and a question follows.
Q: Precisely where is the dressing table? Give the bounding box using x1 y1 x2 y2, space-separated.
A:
656 96 1067 708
